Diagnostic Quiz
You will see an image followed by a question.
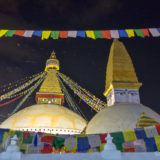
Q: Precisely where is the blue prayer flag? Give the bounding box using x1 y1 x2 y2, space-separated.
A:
144 138 157 152
77 31 86 38
32 31 42 37
134 128 146 139
118 30 128 37
77 137 90 152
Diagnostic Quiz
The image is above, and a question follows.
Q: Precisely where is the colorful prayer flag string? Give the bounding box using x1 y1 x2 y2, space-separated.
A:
0 27 159 40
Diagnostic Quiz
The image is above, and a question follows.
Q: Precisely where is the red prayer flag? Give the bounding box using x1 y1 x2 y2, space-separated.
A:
14 30 25 36
59 31 68 38
22 131 30 137
101 30 111 39
124 148 135 152
100 133 107 143
155 124 160 135
141 29 150 37
40 145 53 153
41 136 54 144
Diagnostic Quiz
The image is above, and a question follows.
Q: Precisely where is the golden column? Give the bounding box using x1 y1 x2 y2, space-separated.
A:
36 51 64 105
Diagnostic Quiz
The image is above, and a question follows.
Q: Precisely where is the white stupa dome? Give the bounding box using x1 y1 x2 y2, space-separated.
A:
86 103 160 134
0 104 87 134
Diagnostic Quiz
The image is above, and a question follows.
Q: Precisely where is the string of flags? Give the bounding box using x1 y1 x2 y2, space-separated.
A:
9 72 47 116
0 124 160 153
57 71 107 112
0 28 160 40
0 72 43 94
0 72 45 102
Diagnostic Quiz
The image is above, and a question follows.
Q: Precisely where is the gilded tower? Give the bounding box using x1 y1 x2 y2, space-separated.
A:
36 51 64 105
103 39 142 106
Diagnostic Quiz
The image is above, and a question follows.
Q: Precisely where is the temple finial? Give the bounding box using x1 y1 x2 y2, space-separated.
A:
50 50 56 59
104 40 142 106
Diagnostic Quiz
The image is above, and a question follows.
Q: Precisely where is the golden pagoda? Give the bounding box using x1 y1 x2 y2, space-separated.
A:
136 112 159 128
36 51 64 105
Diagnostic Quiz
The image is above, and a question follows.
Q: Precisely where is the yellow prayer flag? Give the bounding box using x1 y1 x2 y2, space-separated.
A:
41 30 52 40
155 136 160 151
0 30 8 37
86 30 95 39
125 29 135 38
123 129 137 142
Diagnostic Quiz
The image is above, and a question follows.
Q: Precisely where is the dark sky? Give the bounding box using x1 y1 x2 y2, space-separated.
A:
0 0 160 121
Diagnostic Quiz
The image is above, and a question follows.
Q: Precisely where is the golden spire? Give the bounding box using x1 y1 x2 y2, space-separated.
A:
36 51 64 105
136 112 158 128
104 39 142 97
45 51 60 71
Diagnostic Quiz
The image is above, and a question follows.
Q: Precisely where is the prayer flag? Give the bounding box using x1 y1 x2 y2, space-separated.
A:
134 29 145 38
149 28 160 37
5 30 16 37
111 132 124 143
0 30 8 37
53 136 65 149
118 30 128 37
40 145 52 153
141 29 150 37
50 31 59 39
88 134 101 147
22 136 33 144
41 31 52 40
41 136 54 144
134 128 146 139
59 31 68 38
133 139 146 152
155 136 160 151
14 30 25 36
123 129 137 142
125 29 135 38
110 30 119 38
68 31 77 38
86 30 95 39
77 137 90 152
144 126 158 137
64 137 77 151
32 31 42 37
144 137 157 152
101 30 111 39
100 133 107 143
23 30 34 37
155 124 160 135
94 30 102 38
77 31 85 37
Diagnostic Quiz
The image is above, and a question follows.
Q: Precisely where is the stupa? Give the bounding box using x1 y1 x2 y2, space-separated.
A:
86 39 160 134
0 51 87 134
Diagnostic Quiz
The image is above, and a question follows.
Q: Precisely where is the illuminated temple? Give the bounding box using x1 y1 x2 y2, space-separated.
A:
0 39 160 160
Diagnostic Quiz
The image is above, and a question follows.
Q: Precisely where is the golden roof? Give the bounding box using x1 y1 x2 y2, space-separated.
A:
104 39 142 96
136 112 159 128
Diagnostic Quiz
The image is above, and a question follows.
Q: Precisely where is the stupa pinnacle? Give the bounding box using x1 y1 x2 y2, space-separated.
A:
36 51 64 105
104 39 142 106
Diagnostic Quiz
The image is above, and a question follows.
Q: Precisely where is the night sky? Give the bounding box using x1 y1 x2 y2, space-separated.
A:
0 0 160 122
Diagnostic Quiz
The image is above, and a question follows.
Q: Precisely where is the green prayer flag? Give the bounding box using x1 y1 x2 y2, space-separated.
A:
134 29 144 38
114 142 123 152
50 31 60 39
22 136 33 144
94 31 102 38
5 30 16 37
15 131 22 138
112 132 124 143
53 136 65 149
